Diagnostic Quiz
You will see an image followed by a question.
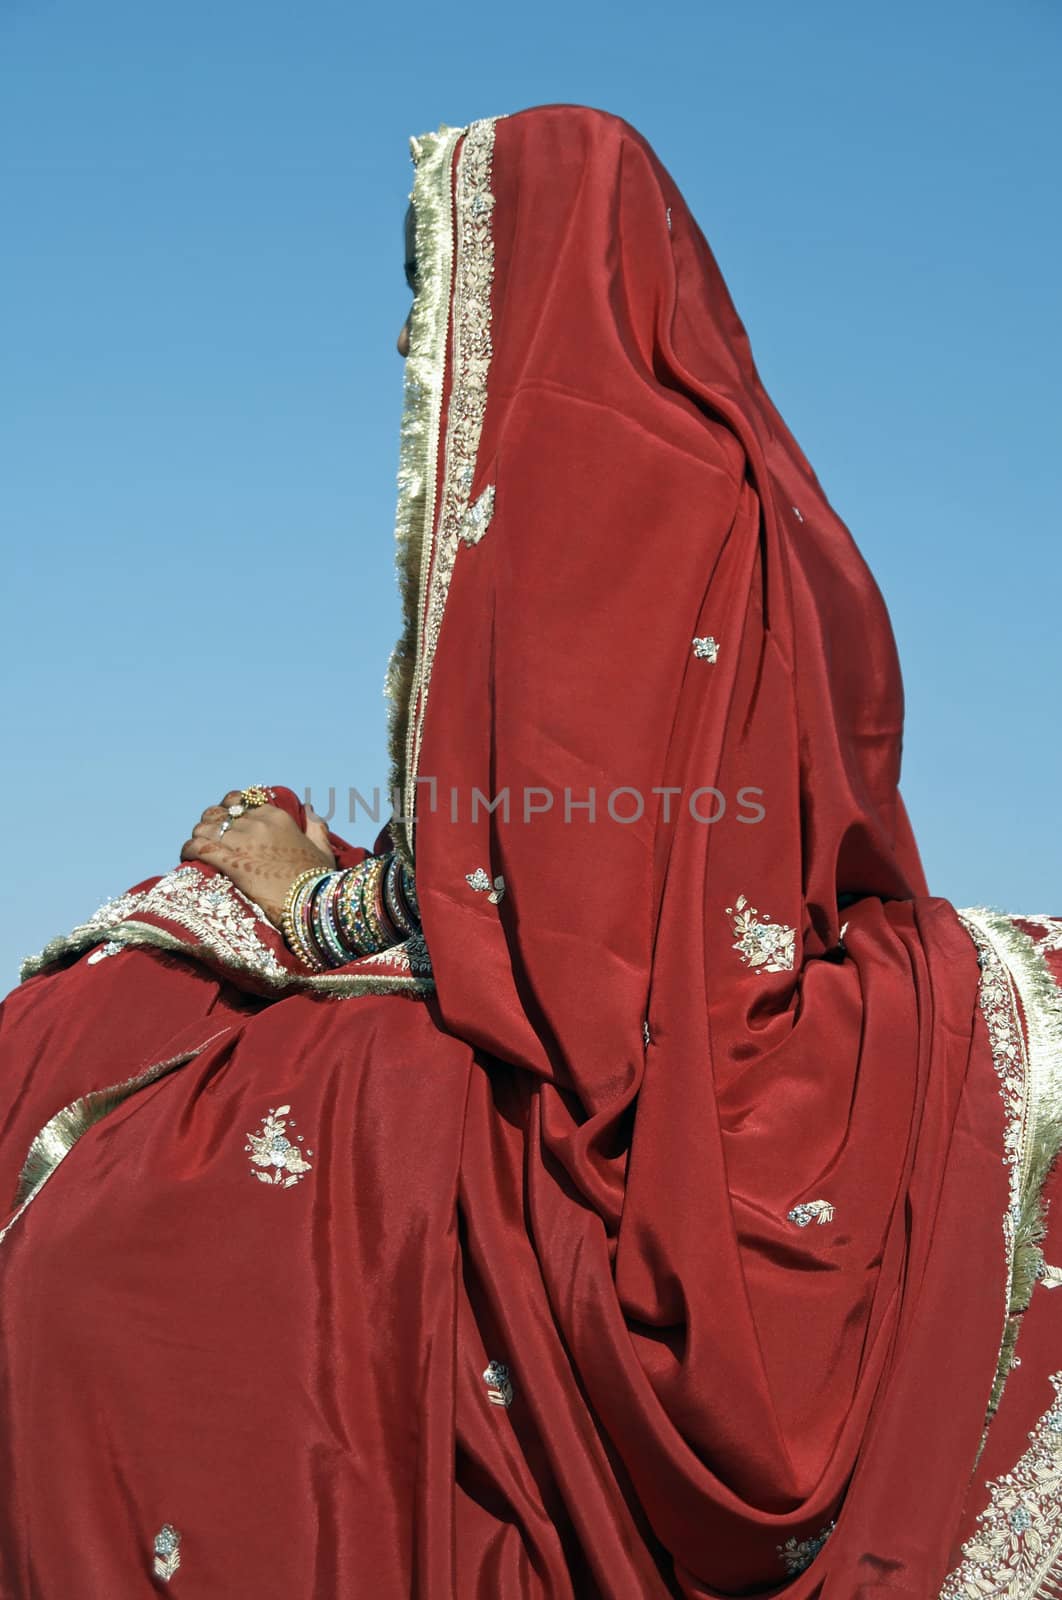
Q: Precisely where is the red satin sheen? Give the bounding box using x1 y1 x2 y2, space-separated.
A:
0 107 1023 1598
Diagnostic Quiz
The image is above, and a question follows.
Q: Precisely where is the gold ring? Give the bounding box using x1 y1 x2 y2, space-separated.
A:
240 786 275 809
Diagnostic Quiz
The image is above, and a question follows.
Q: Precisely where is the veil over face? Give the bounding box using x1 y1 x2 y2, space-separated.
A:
386 106 1014 1594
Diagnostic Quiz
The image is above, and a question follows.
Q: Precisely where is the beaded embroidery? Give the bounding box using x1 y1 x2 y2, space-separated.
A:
466 867 505 904
21 867 285 984
778 1521 835 1577
245 1106 313 1188
727 894 795 973
406 118 498 832
141 868 286 977
939 1373 1062 1597
957 913 1030 1424
458 484 496 546
153 1524 181 1582
788 1200 835 1228
483 1360 514 1408
360 929 433 977
692 635 719 662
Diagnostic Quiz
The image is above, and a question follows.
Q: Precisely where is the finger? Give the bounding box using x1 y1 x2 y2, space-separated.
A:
180 835 222 863
305 811 334 859
192 818 228 841
221 790 244 808
200 805 227 824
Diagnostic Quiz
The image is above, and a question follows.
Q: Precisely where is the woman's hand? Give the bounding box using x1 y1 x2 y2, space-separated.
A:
181 793 336 928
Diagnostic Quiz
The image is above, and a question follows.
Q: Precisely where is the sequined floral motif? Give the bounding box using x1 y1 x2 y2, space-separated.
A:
788 1199 835 1228
458 484 495 546
727 894 795 973
1039 1260 1062 1290
245 1106 313 1188
153 1524 181 1581
778 1521 835 1577
692 635 719 662
483 1360 514 1408
939 1373 1062 1597
466 868 505 905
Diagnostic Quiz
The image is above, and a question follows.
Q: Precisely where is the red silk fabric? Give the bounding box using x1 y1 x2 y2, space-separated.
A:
412 107 1005 1593
0 107 1020 1597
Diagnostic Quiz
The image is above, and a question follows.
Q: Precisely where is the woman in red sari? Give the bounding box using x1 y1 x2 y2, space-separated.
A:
1 105 1060 1599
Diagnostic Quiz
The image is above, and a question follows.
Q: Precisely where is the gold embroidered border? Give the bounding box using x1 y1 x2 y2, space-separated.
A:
399 116 498 854
21 869 434 997
939 1372 1062 1597
0 1030 230 1247
383 122 463 870
958 908 1062 1431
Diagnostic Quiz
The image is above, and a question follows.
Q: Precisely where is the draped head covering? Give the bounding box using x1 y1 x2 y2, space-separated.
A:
387 106 1011 1595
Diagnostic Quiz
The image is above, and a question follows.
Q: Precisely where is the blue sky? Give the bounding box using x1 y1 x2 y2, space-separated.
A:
2 0 1059 983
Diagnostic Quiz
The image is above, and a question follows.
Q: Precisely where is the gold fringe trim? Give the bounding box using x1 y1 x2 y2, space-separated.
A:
383 123 464 870
959 908 1062 1428
0 1031 230 1245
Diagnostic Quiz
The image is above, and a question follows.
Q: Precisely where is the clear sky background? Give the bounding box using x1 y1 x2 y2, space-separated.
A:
2 0 1059 984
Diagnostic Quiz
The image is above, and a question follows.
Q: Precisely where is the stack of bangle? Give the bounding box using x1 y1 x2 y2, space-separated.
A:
281 853 420 972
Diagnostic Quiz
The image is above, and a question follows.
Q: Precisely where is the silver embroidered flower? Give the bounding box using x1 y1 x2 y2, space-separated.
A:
788 1199 835 1228
778 1521 835 1577
153 1524 181 1581
245 1105 313 1187
727 894 795 973
692 635 719 662
467 867 505 904
483 1360 514 1408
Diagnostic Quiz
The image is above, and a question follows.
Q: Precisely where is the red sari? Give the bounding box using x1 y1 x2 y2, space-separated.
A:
1 106 1060 1599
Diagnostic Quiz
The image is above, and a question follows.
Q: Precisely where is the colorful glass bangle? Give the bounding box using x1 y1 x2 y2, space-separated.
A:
384 854 416 936
370 862 400 944
282 867 331 972
400 862 420 921
335 867 362 952
315 872 352 967
360 857 390 949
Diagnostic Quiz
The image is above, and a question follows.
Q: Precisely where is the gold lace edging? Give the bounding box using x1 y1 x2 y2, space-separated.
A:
958 908 1062 1425
403 117 498 847
0 1031 230 1247
383 116 499 867
383 122 464 870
